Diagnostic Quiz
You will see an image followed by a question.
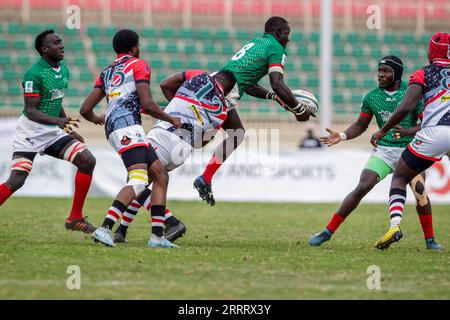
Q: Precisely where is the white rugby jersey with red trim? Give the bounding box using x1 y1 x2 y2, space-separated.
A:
409 61 450 128
154 70 228 148
94 54 151 137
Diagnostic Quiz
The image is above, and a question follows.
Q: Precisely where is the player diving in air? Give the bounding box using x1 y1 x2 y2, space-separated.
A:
113 69 237 243
0 30 97 234
309 55 442 250
371 33 450 250
193 16 313 206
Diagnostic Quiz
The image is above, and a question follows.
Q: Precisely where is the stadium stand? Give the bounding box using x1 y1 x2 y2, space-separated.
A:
0 0 446 122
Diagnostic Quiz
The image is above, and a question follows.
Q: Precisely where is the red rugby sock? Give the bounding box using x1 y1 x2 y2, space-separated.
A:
68 171 92 221
418 214 434 239
326 213 346 233
0 183 13 206
202 155 222 184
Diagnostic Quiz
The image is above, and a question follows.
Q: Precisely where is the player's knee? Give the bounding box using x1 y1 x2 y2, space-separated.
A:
9 158 33 192
83 153 96 172
7 171 28 192
354 182 372 198
411 176 429 206
149 162 169 187
74 150 96 173
127 168 149 197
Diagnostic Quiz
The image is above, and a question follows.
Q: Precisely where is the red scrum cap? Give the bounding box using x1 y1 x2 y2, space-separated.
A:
428 32 450 63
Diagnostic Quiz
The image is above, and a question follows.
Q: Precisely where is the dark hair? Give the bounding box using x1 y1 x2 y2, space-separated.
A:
35 29 55 56
112 29 139 54
216 70 236 88
264 16 289 33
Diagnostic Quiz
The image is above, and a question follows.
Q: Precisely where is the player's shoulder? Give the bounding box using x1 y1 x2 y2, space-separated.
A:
60 62 70 72
399 80 408 91
128 57 148 66
23 60 43 79
264 34 285 50
364 86 382 100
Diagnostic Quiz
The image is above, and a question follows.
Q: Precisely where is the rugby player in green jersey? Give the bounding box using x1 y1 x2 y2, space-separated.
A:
194 16 314 206
0 30 98 234
309 55 442 250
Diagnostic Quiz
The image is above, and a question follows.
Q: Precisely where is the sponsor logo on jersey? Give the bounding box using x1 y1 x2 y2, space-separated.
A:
380 110 392 122
55 74 62 79
190 104 204 125
51 88 65 100
24 81 33 93
413 138 423 146
385 97 396 102
121 135 131 146
107 91 121 99
441 96 450 101
112 72 125 87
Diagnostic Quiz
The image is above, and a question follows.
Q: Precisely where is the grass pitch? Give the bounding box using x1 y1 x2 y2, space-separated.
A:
0 197 449 299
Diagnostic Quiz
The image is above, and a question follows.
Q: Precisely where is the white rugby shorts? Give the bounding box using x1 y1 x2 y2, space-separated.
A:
371 145 404 170
108 124 148 154
12 115 68 153
147 127 193 171
407 126 450 161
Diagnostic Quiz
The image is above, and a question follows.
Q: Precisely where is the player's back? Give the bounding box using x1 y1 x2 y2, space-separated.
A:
95 54 151 137
155 71 228 147
410 63 450 128
223 33 287 97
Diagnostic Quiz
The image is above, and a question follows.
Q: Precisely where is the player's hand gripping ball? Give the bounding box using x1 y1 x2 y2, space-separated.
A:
291 89 319 116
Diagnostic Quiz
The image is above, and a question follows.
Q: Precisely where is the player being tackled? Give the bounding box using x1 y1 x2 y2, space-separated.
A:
114 69 237 241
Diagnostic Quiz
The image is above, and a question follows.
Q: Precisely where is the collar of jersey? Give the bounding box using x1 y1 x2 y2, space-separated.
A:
381 81 406 94
115 53 133 61
263 33 277 41
432 58 450 66
39 57 60 69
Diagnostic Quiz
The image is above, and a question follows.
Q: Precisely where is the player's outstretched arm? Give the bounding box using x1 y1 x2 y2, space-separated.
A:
269 72 311 121
245 84 288 108
136 82 181 128
320 114 371 146
160 72 185 102
245 84 270 99
371 84 422 146
80 88 105 125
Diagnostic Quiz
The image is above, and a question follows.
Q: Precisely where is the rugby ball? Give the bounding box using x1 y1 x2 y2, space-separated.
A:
292 89 319 114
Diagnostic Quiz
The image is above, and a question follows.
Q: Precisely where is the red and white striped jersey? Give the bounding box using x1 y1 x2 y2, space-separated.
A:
94 54 151 137
409 62 450 128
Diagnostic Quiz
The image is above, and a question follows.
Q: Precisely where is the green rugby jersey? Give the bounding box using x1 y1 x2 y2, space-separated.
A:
222 33 287 98
22 57 70 118
360 81 422 148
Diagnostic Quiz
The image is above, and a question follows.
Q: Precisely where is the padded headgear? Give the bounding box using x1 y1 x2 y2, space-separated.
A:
378 55 404 82
428 32 450 63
